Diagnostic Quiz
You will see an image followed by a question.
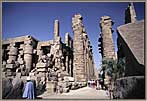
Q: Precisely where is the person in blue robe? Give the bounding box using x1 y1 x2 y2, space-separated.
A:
22 76 35 99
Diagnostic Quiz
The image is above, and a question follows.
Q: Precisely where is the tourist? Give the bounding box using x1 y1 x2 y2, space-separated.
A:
87 80 90 87
22 76 35 99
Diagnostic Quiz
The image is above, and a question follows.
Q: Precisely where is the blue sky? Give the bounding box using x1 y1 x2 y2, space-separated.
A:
2 2 145 69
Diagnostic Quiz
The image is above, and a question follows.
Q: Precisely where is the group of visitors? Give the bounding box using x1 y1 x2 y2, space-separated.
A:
87 80 96 88
87 79 108 90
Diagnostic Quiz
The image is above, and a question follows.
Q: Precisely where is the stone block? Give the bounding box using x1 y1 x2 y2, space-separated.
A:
6 78 24 99
37 68 46 72
7 58 16 64
46 81 55 94
24 47 33 54
2 78 13 99
71 82 79 90
113 76 145 99
63 88 69 93
36 63 47 68
7 60 11 64
29 72 35 76
37 72 46 77
61 82 67 88
8 49 17 55
2 72 6 78
6 64 14 69
6 71 13 76
7 46 10 50
18 59 24 64
19 50 24 55
16 73 21 78
19 44 24 49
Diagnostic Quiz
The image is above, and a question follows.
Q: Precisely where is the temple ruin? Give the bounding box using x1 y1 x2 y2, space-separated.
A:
2 15 96 98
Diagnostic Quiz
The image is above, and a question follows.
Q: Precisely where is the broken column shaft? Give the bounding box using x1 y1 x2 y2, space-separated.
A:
54 20 59 38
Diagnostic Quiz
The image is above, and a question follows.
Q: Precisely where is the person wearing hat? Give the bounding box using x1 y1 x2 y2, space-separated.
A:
22 76 35 99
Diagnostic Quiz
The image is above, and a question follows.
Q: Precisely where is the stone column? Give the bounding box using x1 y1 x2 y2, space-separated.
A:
37 49 43 61
130 3 137 23
17 44 26 75
72 14 86 82
65 32 70 74
99 16 115 59
24 39 33 73
125 3 137 24
99 16 116 85
6 43 18 76
54 20 59 39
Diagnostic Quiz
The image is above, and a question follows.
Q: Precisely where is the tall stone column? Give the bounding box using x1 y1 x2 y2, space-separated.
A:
54 20 59 39
65 32 70 74
24 39 33 73
125 3 137 24
72 14 86 82
98 16 116 86
83 30 88 81
99 16 115 59
89 46 94 79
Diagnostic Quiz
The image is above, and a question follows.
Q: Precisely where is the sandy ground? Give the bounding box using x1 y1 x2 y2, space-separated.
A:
38 86 110 100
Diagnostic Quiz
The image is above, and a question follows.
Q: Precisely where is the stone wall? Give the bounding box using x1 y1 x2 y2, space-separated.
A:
113 76 145 99
2 35 38 77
